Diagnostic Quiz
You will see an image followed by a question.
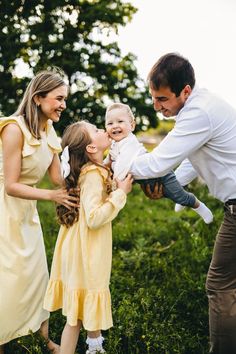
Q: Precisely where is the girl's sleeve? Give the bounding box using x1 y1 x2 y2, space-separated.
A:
81 170 127 229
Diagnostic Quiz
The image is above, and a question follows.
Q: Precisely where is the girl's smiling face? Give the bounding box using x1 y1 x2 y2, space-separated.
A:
105 108 135 142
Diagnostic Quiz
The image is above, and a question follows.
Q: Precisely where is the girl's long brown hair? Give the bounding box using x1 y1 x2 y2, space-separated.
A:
57 121 91 227
57 121 113 227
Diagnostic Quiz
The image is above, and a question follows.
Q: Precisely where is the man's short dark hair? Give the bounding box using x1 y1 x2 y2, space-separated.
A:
147 53 195 97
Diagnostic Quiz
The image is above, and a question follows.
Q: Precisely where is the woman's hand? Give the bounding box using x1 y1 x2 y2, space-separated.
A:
50 188 80 209
116 174 133 194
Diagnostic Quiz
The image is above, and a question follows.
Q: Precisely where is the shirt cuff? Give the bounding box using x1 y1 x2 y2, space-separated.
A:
108 188 127 209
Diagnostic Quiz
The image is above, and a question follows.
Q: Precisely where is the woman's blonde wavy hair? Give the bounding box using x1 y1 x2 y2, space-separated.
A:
13 68 67 139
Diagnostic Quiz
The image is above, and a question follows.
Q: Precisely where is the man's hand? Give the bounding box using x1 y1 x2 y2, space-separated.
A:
140 182 164 200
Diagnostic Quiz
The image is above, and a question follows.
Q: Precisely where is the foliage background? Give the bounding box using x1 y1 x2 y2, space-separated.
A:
0 1 222 353
0 0 158 134
5 179 221 354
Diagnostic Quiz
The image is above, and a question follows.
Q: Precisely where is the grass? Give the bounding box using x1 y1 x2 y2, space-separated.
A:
5 178 222 354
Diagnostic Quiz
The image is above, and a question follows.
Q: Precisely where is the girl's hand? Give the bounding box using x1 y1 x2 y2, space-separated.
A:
116 174 133 194
50 188 80 209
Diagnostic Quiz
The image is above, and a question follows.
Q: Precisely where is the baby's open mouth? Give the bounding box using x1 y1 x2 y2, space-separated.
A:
111 130 122 135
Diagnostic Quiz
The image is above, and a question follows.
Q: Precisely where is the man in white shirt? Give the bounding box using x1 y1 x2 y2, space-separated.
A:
130 52 236 354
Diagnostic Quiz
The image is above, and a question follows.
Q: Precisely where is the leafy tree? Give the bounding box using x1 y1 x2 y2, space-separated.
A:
0 0 158 133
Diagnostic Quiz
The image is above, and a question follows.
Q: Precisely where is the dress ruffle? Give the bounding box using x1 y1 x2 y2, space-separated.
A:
80 162 109 182
0 116 61 157
44 280 113 330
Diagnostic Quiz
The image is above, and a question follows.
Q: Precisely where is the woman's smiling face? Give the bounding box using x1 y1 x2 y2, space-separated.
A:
37 85 68 123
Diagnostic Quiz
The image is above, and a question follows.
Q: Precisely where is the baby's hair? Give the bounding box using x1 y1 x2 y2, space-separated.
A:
57 121 91 227
105 102 135 123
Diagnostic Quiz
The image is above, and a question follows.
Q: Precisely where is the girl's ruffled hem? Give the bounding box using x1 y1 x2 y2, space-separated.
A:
44 280 113 331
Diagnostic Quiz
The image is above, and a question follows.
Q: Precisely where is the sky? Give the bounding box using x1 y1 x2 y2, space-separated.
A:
116 0 236 107
14 0 236 108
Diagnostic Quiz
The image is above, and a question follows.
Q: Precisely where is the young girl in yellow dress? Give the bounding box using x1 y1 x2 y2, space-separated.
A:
44 121 133 354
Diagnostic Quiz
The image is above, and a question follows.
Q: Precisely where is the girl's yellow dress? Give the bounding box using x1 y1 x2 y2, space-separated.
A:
44 163 127 331
0 116 61 345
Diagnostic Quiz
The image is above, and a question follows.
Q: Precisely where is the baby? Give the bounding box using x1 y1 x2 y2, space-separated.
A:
104 102 213 224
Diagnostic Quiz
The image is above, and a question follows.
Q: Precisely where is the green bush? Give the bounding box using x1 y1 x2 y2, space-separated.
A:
5 180 223 354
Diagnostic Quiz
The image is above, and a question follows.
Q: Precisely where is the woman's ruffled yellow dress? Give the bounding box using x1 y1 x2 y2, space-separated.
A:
0 116 61 345
44 163 127 331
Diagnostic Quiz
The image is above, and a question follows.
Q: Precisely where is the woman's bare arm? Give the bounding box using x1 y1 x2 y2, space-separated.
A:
2 124 77 207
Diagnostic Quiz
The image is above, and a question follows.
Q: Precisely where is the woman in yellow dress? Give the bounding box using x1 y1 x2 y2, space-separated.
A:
44 121 133 354
0 70 78 353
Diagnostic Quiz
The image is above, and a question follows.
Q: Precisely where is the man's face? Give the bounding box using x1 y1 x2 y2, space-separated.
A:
149 85 191 118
